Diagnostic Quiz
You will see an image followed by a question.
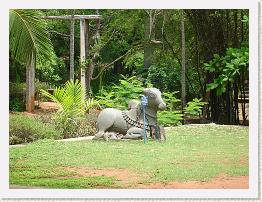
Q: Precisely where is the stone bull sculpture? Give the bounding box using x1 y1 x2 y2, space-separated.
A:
94 88 166 141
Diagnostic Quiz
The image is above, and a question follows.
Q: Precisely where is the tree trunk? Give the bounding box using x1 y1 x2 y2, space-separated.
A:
26 52 35 113
241 10 244 43
84 20 92 97
181 11 186 124
95 10 103 92
233 78 239 124
233 10 238 47
69 10 75 81
144 10 156 71
226 83 231 124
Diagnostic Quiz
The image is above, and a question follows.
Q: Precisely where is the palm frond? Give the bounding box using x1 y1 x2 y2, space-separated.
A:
9 9 53 63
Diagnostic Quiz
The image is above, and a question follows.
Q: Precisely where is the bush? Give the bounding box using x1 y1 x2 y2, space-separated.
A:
147 54 180 92
9 114 63 145
9 81 51 111
158 111 183 126
41 80 99 138
162 91 180 111
35 81 51 102
9 82 26 111
96 75 150 109
185 98 207 116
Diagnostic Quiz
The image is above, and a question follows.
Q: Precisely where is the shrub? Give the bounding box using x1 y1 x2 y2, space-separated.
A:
185 98 207 116
158 111 183 126
96 75 149 109
35 81 51 102
9 114 63 145
9 97 25 112
9 82 26 111
41 80 99 138
9 81 51 111
147 54 180 92
162 91 180 111
157 91 182 126
205 47 248 95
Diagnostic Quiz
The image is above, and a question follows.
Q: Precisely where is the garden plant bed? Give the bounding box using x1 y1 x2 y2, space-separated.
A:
10 125 248 189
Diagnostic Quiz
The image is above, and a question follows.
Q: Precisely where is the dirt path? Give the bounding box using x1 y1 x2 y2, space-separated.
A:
10 168 248 189
63 167 248 189
138 173 248 189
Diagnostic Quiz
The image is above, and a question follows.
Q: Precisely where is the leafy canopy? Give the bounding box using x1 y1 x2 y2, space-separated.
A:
205 47 248 95
9 9 53 63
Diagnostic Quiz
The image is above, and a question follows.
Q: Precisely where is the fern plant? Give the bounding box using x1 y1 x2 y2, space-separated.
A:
158 111 183 126
96 75 146 109
41 80 87 137
41 79 86 118
185 98 207 116
162 91 180 111
86 98 101 113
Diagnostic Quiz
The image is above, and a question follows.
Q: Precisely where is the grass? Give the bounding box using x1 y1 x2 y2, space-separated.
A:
9 124 248 188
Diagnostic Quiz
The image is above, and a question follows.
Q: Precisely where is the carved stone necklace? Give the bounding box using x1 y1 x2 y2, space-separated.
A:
122 111 151 129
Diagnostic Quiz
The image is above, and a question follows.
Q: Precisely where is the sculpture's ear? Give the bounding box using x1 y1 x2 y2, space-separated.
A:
148 92 156 98
143 88 149 95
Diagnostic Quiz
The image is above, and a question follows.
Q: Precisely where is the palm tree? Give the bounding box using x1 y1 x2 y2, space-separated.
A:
9 9 53 112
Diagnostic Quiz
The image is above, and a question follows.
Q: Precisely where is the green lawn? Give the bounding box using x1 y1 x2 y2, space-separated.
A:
10 124 248 188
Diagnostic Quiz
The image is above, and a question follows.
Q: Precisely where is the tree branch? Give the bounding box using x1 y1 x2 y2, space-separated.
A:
49 30 70 38
91 51 130 80
91 44 143 80
163 32 182 66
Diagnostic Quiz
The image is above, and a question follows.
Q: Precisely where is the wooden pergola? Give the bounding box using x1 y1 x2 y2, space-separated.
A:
27 14 102 112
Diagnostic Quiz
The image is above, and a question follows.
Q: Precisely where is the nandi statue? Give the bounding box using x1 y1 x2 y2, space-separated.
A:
94 88 166 141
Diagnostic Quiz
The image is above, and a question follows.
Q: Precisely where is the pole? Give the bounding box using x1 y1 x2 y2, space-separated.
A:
141 95 148 144
143 105 147 144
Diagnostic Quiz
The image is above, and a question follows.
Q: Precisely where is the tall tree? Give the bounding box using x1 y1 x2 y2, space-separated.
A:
9 9 53 112
180 11 186 124
144 10 161 71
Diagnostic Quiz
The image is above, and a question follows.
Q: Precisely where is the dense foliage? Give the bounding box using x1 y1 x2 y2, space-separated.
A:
96 75 147 109
205 47 248 95
9 9 249 128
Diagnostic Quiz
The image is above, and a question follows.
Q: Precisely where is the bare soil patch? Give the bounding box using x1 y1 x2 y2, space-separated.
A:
62 167 248 189
138 173 248 189
63 167 145 186
35 101 59 113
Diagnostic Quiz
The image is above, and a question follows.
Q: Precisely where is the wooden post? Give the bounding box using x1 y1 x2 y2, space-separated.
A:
85 20 92 96
80 18 86 92
26 53 35 113
43 14 102 94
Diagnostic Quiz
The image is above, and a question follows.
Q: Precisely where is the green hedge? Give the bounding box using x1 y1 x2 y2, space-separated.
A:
9 114 63 145
9 82 50 111
9 82 26 111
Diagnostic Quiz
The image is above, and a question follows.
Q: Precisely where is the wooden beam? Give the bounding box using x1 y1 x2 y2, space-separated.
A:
43 15 102 20
26 53 35 113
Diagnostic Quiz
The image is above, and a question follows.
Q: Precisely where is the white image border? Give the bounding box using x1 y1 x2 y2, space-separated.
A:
0 0 259 199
